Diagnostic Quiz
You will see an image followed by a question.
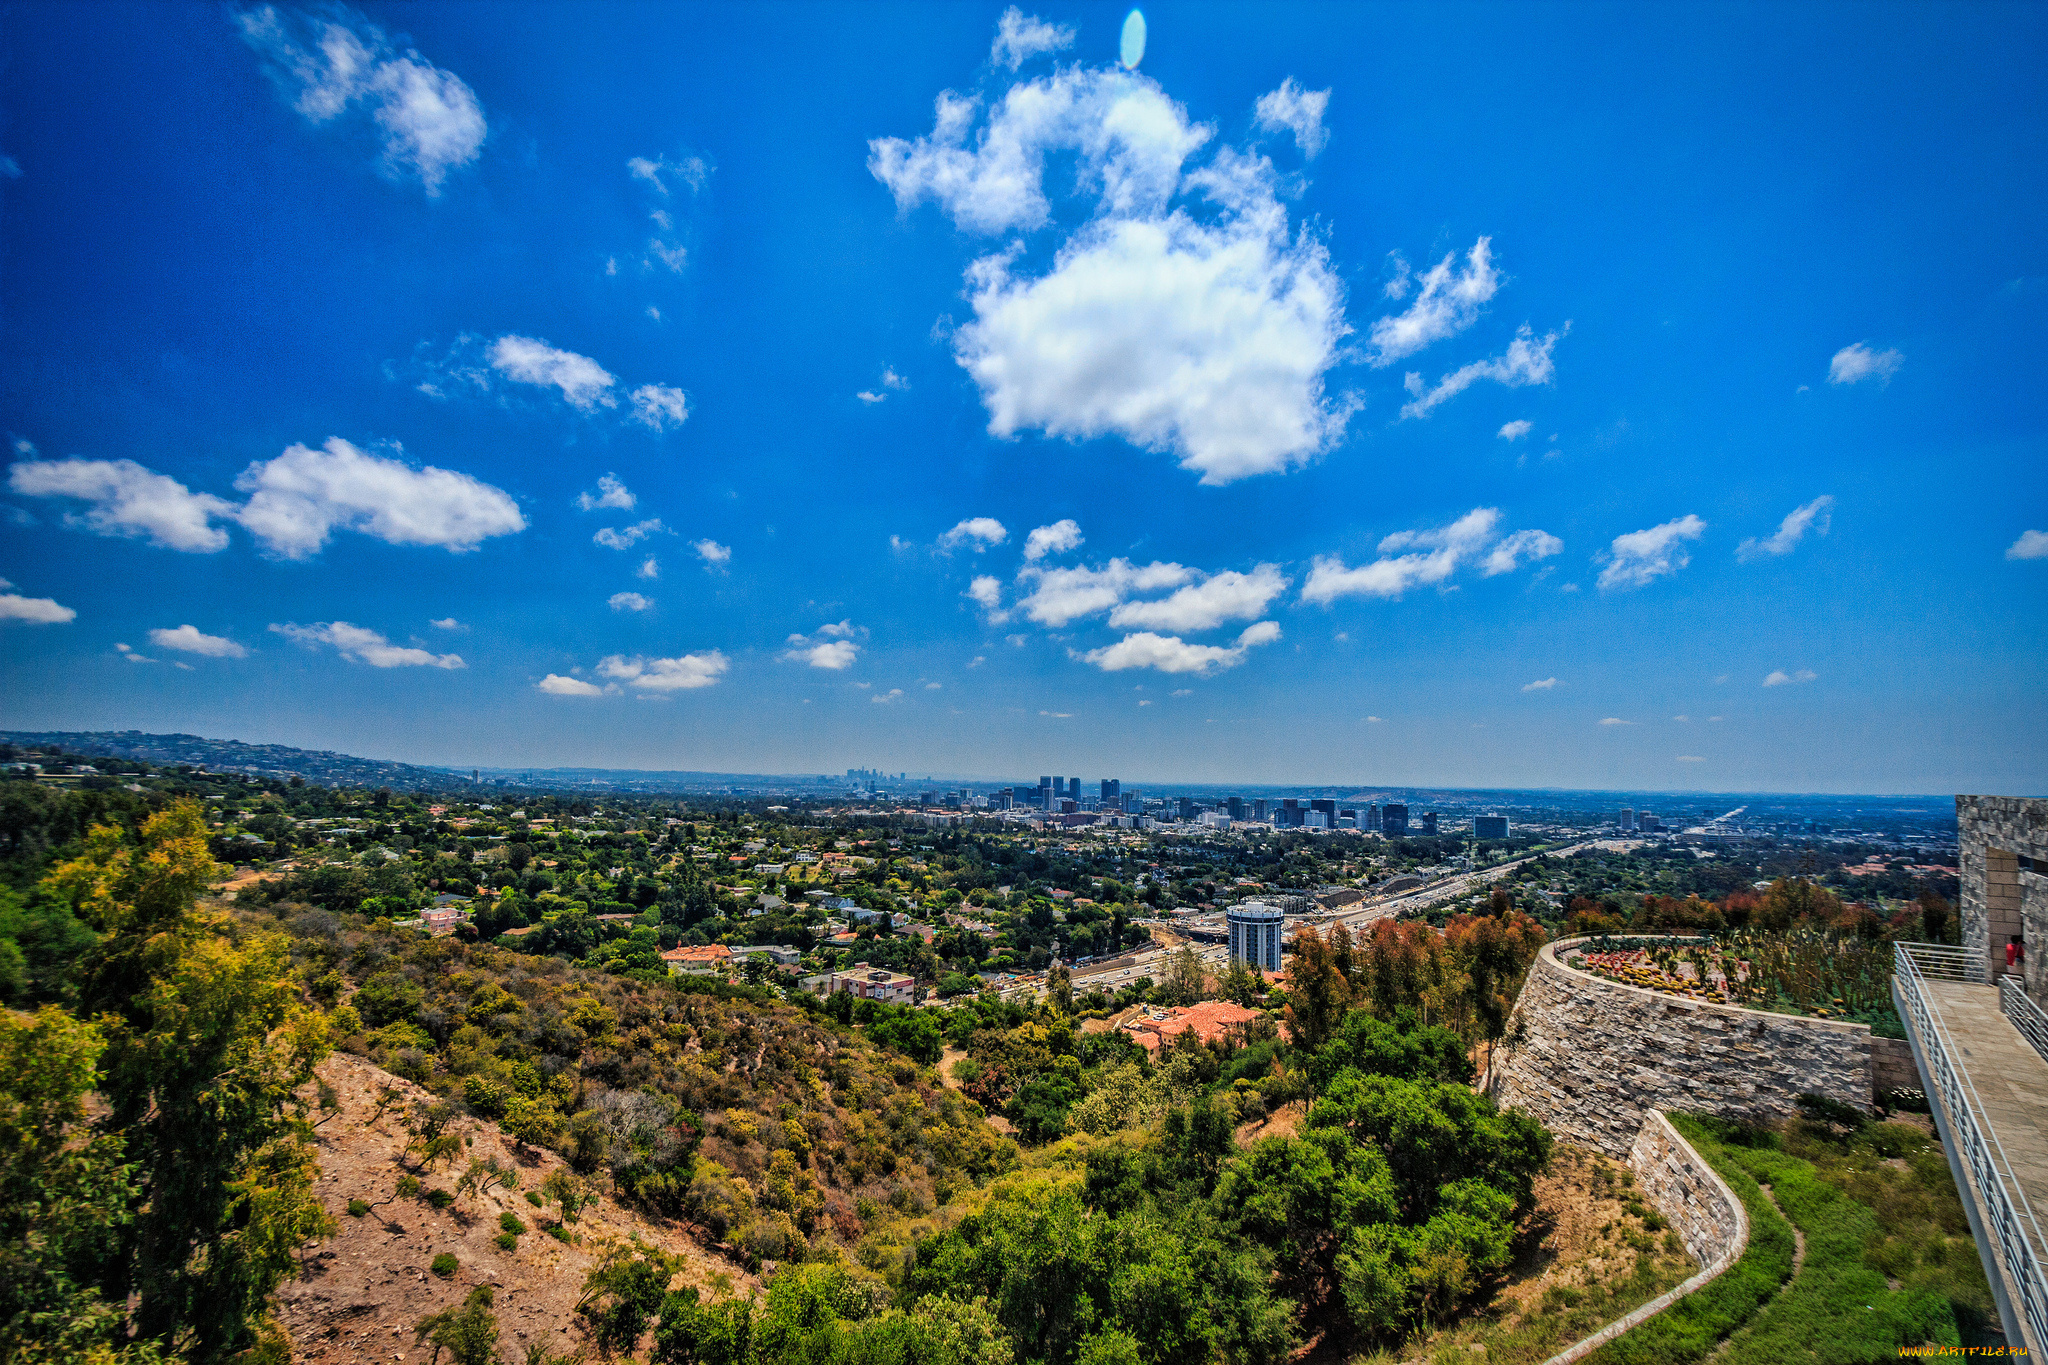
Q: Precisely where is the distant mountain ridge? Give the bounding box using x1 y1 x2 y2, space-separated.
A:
0 729 463 791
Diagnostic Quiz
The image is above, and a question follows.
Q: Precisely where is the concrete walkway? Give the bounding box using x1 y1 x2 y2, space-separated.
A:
1922 980 2048 1268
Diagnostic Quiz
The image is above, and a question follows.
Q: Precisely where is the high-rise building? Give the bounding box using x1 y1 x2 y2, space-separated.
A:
1366 804 1382 832
1226 796 1246 821
1620 807 1635 832
1640 813 1662 832
1065 777 1080 801
1383 804 1409 837
1227 901 1286 972
1253 798 1271 821
1310 799 1338 827
1123 792 1142 813
1101 778 1121 804
1420 811 1439 836
1474 815 1509 839
1039 777 1053 808
1178 796 1197 821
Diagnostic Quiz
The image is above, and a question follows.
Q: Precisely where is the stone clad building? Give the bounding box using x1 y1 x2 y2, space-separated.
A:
1958 796 2048 1003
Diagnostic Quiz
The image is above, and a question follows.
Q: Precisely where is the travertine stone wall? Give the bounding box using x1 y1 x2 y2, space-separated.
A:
1871 1036 1923 1097
1628 1111 1747 1271
1491 939 1874 1155
1957 796 2048 995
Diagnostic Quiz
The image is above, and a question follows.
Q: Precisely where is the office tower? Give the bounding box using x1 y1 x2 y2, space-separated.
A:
1620 807 1635 832
1310 799 1338 827
1367 803 1382 831
1227 796 1246 821
1102 778 1121 804
1475 815 1509 839
1039 777 1053 808
1253 798 1271 821
1420 811 1438 835
1177 796 1196 821
1228 901 1285 972
1383 804 1409 836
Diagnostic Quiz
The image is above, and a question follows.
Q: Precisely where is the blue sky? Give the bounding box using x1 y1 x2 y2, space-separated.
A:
1 1 2043 794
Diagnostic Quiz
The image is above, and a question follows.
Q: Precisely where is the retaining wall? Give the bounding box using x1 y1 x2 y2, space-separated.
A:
1871 1036 1923 1096
1491 938 1874 1155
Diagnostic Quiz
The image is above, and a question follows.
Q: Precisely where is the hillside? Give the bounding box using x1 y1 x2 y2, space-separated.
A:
0 730 463 791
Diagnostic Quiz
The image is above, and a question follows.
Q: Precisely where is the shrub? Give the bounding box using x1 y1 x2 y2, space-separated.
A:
499 1211 527 1235
495 1232 519 1251
425 1187 455 1209
525 1190 544 1207
346 1198 370 1217
431 1253 459 1279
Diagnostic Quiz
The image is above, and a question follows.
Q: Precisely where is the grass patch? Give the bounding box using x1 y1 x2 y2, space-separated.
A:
345 1198 369 1217
494 1231 519 1251
499 1211 526 1235
430 1252 458 1279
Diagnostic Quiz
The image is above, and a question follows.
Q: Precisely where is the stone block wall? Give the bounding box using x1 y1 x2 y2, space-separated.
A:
1490 939 1874 1155
1628 1111 1747 1271
1957 797 2048 995
1871 1036 1923 1096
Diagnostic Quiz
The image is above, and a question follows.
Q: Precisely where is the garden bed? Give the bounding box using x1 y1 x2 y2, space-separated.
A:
1567 931 1903 1036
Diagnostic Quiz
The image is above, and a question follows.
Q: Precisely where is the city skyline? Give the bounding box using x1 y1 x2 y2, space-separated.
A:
0 3 2043 795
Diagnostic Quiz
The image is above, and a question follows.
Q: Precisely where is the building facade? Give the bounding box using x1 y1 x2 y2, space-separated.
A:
1475 814 1510 839
1227 900 1286 972
1383 803 1409 837
1957 796 2048 1001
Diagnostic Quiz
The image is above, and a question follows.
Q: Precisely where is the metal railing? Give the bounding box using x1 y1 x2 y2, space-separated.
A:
1895 942 2048 1355
2002 976 2048 1069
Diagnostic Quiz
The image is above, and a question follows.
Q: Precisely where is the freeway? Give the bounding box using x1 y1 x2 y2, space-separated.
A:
1325 837 1619 932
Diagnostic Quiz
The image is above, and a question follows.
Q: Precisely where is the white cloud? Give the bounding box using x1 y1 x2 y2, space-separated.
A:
1598 513 1706 591
857 367 912 404
608 592 652 612
1080 620 1281 675
594 519 664 550
1368 238 1499 364
234 438 524 559
637 556 659 579
597 651 727 691
873 70 1353 485
1598 717 1632 726
271 621 464 668
1253 78 1330 157
1302 507 1560 603
966 575 1006 618
1400 323 1564 419
1828 342 1903 386
939 516 1009 551
1762 669 1817 687
630 384 689 430
1737 495 1834 562
870 688 906 704
692 539 732 567
924 681 942 689
115 643 155 662
781 622 863 670
1482 529 1564 577
488 335 618 410
1023 518 1083 561
1108 563 1288 632
430 617 465 630
577 474 636 511
992 8 1073 68
8 457 236 552
1015 558 1192 626
2004 530 2048 561
149 625 247 658
238 5 485 194
537 673 605 696
1521 677 1558 692
626 152 709 196
0 592 75 624
1497 419 1532 441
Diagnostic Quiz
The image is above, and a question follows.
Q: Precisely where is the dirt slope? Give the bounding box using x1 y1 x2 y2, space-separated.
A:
281 1052 755 1363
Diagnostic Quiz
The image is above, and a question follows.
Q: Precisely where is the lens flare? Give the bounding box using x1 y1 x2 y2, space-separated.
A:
1120 10 1147 69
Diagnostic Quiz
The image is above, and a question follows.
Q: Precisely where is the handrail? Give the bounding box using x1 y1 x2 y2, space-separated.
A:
1895 942 2048 1354
2002 976 2048 1069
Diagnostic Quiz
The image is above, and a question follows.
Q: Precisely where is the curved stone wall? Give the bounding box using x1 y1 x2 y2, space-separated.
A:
1490 938 1874 1155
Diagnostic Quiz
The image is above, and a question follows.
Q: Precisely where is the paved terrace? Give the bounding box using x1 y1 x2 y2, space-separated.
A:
1923 981 2048 1266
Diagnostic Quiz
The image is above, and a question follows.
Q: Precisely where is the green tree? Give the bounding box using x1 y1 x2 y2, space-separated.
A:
415 1285 500 1365
578 1240 680 1355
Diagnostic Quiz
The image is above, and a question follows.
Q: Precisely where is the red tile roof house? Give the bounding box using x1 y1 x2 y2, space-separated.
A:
1117 1000 1262 1054
661 944 734 975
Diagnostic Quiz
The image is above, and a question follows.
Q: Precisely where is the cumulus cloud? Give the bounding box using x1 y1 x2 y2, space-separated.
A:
2004 529 2048 561
597 651 728 691
637 556 659 579
238 4 485 194
1762 669 1817 687
1828 342 1903 385
1015 558 1191 626
578 474 636 511
1598 514 1706 591
0 591 75 624
1522 677 1558 692
8 457 236 552
630 384 690 430
1302 508 1559 603
870 688 906 704
692 539 731 567
1108 563 1288 632
537 673 605 696
594 518 664 550
149 625 247 658
1253 78 1330 157
489 335 618 410
872 71 1354 484
608 592 652 612
939 517 1009 551
1368 238 1499 364
1023 518 1083 561
430 617 465 630
992 8 1073 68
782 622 863 670
855 368 912 404
234 438 524 558
627 151 709 196
1498 419 1532 441
1598 717 1632 726
1737 495 1833 563
1080 620 1281 675
966 575 1006 618
12 442 523 560
1401 323 1563 419
271 621 464 668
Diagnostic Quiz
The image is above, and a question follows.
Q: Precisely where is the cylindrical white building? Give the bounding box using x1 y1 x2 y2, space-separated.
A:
1227 900 1286 972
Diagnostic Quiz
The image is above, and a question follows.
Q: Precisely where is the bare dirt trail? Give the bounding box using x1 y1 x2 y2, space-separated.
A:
279 1052 755 1363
